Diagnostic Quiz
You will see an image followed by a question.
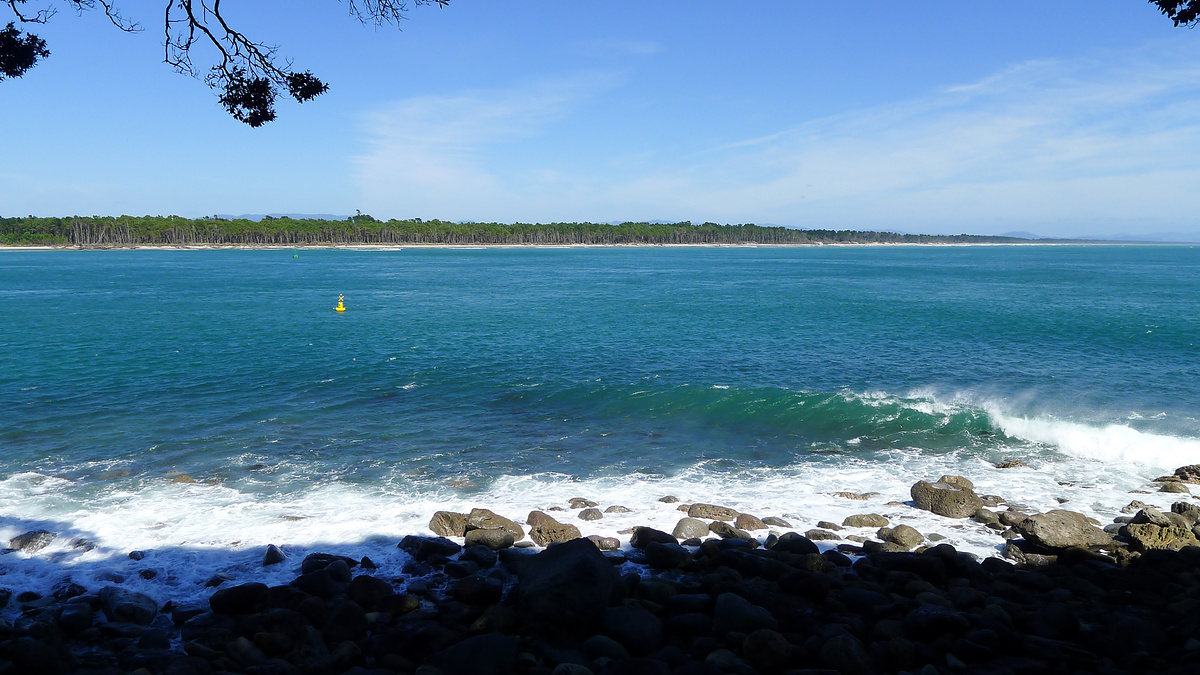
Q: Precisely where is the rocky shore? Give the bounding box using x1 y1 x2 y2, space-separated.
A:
5 467 1200 674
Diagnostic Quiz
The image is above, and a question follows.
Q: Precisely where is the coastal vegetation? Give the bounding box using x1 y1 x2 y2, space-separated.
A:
0 215 1032 247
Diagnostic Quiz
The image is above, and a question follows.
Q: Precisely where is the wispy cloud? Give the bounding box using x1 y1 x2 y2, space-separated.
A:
356 39 1200 235
574 38 666 58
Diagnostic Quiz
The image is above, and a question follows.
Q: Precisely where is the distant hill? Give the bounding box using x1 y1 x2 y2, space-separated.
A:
998 231 1044 240
214 213 349 222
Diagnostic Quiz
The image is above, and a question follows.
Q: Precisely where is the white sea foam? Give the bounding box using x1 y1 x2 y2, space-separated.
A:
990 408 1200 471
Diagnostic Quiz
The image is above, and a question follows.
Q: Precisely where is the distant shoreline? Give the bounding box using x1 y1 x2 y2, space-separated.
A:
0 240 1178 252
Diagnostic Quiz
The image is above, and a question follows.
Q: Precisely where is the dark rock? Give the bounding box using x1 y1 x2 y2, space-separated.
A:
300 552 359 574
994 460 1027 468
607 657 671 675
1013 510 1112 549
57 603 95 633
761 516 793 527
1171 464 1200 483
673 517 710 540
465 528 516 550
9 529 56 553
1160 481 1191 494
468 508 526 538
429 510 470 537
453 574 503 605
772 532 819 555
1172 501 1200 525
687 503 739 521
806 529 841 541
461 544 500 568
3 637 69 675
325 558 353 582
587 535 621 551
528 510 583 546
630 526 677 549
517 537 620 637
323 599 368 643
584 634 632 661
644 541 690 569
570 497 599 508
604 605 663 656
605 505 632 513
209 582 267 615
377 593 420 615
579 507 603 521
425 631 518 675
911 479 983 518
658 496 679 503
292 568 343 599
711 592 777 637
399 535 463 560
843 513 888 528
1131 507 1174 527
347 574 394 607
743 628 791 672
98 586 157 625
262 543 286 566
819 634 872 675
204 572 234 587
904 604 969 640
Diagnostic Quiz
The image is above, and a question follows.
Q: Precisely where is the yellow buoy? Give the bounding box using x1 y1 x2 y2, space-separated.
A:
334 294 346 312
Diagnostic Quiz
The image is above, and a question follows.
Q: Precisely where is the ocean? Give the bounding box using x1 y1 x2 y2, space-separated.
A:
2 244 1198 605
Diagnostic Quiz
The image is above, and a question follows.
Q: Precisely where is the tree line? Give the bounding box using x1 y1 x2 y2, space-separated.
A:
0 215 1033 247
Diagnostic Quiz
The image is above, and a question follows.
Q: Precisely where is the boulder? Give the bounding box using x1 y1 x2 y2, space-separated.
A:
734 513 767 531
911 480 983 518
347 574 394 607
517 537 620 638
603 605 663 656
586 535 621 551
300 552 359 574
1126 523 1200 552
262 544 286 566
643 541 690 569
1160 481 1191 494
1012 510 1112 549
605 505 632 513
527 511 583 546
1173 501 1200 525
937 475 975 490
429 510 470 537
1131 507 1174 528
884 524 924 550
210 582 268 615
761 516 793 528
630 526 677 549
843 513 889 528
805 529 841 541
708 521 752 541
99 586 157 625
425 631 519 675
771 532 819 555
820 634 873 675
743 628 791 673
9 530 56 553
687 503 739 521
468 508 525 538
658 496 679 503
398 535 462 560
579 508 603 521
1172 464 1200 483
453 574 504 605
465 528 516 550
672 517 710 540
569 497 599 508
711 592 777 637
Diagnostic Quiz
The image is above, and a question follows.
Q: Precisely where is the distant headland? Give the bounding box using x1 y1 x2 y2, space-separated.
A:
0 215 1084 248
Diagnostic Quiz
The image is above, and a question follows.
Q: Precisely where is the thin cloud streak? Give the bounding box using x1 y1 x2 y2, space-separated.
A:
355 39 1200 234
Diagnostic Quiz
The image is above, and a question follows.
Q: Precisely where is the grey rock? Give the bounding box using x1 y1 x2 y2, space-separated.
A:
816 520 843 531
553 665 595 675
805 529 842 541
1126 523 1200 552
570 497 599 508
630 526 677 549
658 496 679 503
708 521 752 541
465 528 516 550
884 524 924 550
262 544 286 566
771 532 819 555
1160 481 1191 494
1132 507 1174 527
579 508 603 521
673 518 710 540
517 537 620 638
1172 501 1200 525
734 513 767 531
605 505 632 513
843 513 889 528
9 530 55 553
937 475 975 490
1013 510 1112 549
586 535 621 551
687 503 739 521
911 480 983 519
761 516 793 527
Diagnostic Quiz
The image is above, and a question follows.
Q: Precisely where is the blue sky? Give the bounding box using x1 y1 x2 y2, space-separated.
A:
2 1 1198 238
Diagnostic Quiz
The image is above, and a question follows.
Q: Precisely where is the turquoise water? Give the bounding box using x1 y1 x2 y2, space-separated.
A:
1 245 1199 598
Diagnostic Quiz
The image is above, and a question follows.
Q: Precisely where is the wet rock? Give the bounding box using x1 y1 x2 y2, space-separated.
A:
843 513 889 528
399 535 463 560
605 505 632 513
806 529 842 541
820 634 872 675
57 603 95 633
743 628 791 672
9 530 56 553
833 491 871 500
630 526 677 549
772 532 819 555
604 605 663 655
883 524 924 550
528 511 583 546
673 518 710 540
938 474 975 490
1173 501 1200 525
1013 510 1112 549
465 528 516 550
644 541 690 569
469 508 525 539
974 508 1002 528
734 513 767 531
324 598 368 643
999 509 1030 526
658 496 679 503
429 510 470 537
453 574 504 605
1126 523 1200 552
761 516 793 527
579 507 604 521
262 543 286 566
570 497 599 508
1131 507 1175 527
1160 481 1191 494
210 582 268 615
687 503 739 521
911 480 983 518
995 460 1027 469
1170 464 1200 483
517 537 620 638
99 586 157 625
708 521 752 541
300 552 359 574
587 535 621 551
711 592 777 636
